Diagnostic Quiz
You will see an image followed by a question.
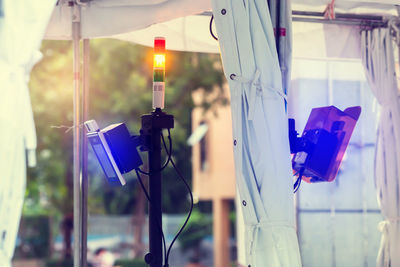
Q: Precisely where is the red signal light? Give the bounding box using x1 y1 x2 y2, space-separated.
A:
154 37 165 53
153 37 166 109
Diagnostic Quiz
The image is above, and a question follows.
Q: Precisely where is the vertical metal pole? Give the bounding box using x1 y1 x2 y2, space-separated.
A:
142 110 173 266
81 39 90 267
327 61 333 105
72 5 81 267
148 120 163 267
398 32 400 73
287 77 300 239
327 60 336 267
360 81 368 267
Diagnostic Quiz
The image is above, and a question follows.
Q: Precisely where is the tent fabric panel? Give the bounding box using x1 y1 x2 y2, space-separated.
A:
44 0 211 40
0 0 57 264
361 25 400 267
211 0 301 265
112 15 220 53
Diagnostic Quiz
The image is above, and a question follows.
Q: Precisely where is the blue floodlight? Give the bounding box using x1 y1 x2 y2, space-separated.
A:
85 120 143 186
289 105 361 183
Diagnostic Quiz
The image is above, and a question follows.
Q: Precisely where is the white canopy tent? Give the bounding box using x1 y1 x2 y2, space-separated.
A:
1 0 399 266
44 1 399 53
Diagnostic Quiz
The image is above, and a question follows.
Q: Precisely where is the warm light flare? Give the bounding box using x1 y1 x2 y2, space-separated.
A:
153 37 166 109
154 54 165 69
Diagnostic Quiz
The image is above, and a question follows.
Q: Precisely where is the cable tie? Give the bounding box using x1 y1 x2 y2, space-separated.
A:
50 124 83 133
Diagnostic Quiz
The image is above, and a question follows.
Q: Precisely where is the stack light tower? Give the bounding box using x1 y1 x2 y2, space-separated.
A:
141 36 174 267
153 37 166 109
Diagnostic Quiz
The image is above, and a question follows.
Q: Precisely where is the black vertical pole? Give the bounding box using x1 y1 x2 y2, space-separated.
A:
141 108 174 267
148 118 163 267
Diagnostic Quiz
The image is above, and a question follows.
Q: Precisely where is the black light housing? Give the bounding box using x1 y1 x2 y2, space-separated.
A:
101 123 143 174
85 120 143 186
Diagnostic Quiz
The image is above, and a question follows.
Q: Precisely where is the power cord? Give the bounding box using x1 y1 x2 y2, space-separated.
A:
209 15 218 41
138 133 172 175
162 130 194 267
135 129 193 267
293 168 305 193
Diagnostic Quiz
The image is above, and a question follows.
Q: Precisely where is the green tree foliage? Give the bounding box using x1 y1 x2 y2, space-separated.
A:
26 39 226 220
177 209 212 262
27 41 74 218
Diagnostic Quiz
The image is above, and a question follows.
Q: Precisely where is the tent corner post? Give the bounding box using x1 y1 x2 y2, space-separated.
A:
72 3 82 267
81 38 90 267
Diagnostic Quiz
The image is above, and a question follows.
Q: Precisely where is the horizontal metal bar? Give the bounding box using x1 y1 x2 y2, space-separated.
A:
348 142 376 149
292 10 384 21
293 17 387 27
292 16 385 27
298 209 381 214
200 11 213 16
201 10 388 28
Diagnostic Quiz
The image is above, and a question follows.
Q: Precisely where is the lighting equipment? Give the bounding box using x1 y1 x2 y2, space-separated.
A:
86 37 191 267
289 105 361 184
153 37 166 109
84 120 143 186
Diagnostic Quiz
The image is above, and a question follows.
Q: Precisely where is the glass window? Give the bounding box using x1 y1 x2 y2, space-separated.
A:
290 58 381 267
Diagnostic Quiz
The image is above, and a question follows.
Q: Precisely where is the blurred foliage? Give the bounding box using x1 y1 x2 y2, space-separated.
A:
45 258 73 267
14 216 51 259
178 209 212 252
26 39 226 224
114 258 147 267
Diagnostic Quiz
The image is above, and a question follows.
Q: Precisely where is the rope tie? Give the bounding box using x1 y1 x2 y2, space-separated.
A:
230 70 287 121
377 217 400 266
377 217 400 232
0 65 26 83
376 93 400 108
247 221 294 255
323 0 336 20
389 18 400 45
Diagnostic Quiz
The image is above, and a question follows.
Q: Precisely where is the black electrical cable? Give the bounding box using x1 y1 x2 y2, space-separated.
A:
293 176 302 193
209 15 218 41
293 168 305 193
134 169 167 265
137 129 193 266
138 133 172 175
162 130 194 266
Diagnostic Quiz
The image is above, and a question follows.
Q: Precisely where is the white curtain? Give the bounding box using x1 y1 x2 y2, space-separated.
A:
211 0 301 266
361 23 400 267
0 0 56 265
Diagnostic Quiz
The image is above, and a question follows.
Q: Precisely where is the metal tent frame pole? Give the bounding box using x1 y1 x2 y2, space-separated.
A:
292 11 387 27
203 10 389 27
81 38 90 267
72 4 90 267
72 4 82 266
